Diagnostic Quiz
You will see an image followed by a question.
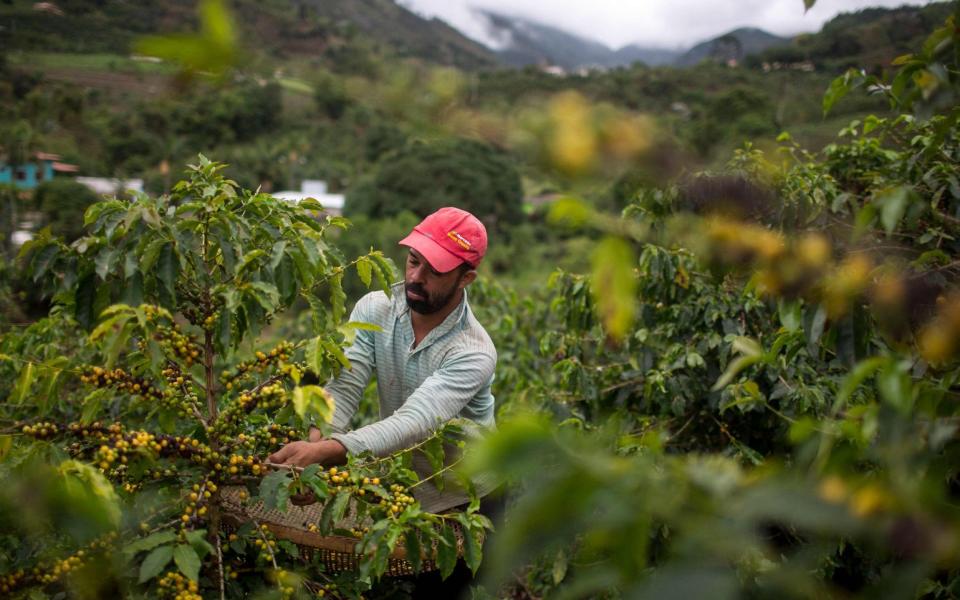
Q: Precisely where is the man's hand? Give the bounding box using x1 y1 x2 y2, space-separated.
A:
267 438 347 469
266 436 346 506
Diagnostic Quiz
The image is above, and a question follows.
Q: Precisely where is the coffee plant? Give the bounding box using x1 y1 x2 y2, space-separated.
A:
0 156 489 599
461 9 960 599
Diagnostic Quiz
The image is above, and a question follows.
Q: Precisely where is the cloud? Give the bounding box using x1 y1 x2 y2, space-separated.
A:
400 0 935 49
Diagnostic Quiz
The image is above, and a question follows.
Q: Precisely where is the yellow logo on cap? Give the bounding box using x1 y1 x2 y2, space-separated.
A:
447 230 472 250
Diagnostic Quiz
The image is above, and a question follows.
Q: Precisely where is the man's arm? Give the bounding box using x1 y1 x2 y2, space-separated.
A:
268 294 380 467
324 294 380 434
330 350 495 457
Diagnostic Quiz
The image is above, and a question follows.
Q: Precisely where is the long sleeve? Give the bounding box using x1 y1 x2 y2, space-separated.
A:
330 349 495 457
325 296 378 434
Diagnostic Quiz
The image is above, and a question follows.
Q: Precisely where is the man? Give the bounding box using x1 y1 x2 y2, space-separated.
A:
268 206 498 513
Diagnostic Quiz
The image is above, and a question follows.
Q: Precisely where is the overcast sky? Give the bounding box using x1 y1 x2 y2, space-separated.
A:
399 0 935 49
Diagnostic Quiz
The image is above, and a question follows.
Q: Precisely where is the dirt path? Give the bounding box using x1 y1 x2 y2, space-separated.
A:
33 67 173 97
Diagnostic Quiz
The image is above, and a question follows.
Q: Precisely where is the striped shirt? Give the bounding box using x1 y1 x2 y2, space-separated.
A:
328 282 498 512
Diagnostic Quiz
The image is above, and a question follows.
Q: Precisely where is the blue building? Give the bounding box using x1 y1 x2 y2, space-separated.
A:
0 152 79 190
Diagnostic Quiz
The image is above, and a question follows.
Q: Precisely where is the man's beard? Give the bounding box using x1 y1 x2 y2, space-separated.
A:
405 280 460 315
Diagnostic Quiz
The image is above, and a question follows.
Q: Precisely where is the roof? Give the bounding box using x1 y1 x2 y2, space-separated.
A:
53 162 80 173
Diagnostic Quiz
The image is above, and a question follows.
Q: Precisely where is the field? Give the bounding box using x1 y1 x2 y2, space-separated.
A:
1 2 960 599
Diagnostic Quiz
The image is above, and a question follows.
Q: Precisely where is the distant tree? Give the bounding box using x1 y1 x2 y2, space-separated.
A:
171 82 282 147
345 138 523 231
33 179 100 242
1 120 36 166
363 122 407 162
313 72 351 119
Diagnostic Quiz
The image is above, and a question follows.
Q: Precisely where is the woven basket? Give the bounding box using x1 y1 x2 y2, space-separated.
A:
221 486 465 577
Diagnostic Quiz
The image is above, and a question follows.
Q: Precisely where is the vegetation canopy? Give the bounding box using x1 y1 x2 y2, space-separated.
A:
2 1 960 599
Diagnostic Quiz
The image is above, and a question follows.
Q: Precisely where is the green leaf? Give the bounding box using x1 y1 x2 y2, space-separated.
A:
457 514 483 575
216 309 232 353
320 492 351 533
75 272 97 330
778 300 802 332
876 186 913 234
590 236 637 341
12 361 35 405
713 355 763 391
173 544 201 581
731 337 763 357
804 305 828 356
305 336 324 376
823 69 860 116
59 459 121 524
138 545 174 583
833 356 889 413
40 361 67 415
185 530 214 558
298 198 324 211
139 237 165 273
356 256 373 287
330 272 346 324
81 389 109 425
90 310 134 342
29 242 59 282
259 470 291 511
878 361 912 414
125 531 177 557
436 525 458 580
370 252 395 294
292 385 335 424
95 248 118 281
269 240 287 270
422 435 446 491
157 243 178 298
551 548 568 585
237 249 267 277
803 0 816 10
344 321 383 332
404 530 423 573
321 338 350 369
548 196 592 228
248 281 280 312
276 255 296 305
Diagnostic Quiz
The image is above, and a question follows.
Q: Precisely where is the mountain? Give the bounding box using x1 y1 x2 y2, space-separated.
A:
291 0 498 70
0 0 500 71
675 27 790 67
479 11 680 70
747 2 955 72
613 45 683 68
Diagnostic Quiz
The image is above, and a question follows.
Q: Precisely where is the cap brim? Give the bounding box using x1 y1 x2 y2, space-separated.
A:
399 230 465 273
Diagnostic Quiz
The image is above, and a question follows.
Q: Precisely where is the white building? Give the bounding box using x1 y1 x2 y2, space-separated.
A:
272 180 344 215
76 177 144 196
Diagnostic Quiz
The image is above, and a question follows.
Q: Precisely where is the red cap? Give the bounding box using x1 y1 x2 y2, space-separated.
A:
399 207 487 273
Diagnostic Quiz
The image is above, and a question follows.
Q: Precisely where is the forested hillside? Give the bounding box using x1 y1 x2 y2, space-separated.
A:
1 1 960 599
750 1 954 71
0 0 498 70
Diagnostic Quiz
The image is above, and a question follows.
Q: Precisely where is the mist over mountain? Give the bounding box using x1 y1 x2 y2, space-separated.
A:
458 3 951 73
478 10 681 70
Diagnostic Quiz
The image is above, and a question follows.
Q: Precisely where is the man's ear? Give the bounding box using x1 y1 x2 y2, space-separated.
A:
459 269 477 289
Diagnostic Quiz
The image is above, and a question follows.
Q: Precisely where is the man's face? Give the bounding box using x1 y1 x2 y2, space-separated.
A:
404 249 471 315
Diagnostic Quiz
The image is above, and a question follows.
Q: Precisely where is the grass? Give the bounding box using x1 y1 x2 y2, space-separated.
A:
277 78 314 95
